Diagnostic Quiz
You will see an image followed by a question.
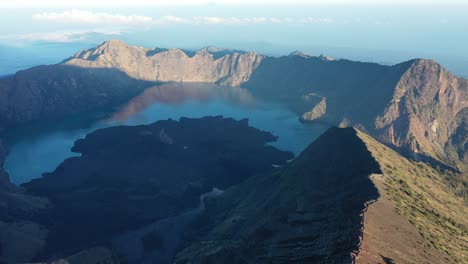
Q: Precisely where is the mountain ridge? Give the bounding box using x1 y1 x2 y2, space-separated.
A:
64 39 264 87
0 39 466 172
243 55 467 171
356 129 467 263
374 58 468 171
174 127 467 264
174 127 382 264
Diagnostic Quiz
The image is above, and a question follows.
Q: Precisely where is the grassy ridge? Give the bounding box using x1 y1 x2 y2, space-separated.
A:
357 130 467 263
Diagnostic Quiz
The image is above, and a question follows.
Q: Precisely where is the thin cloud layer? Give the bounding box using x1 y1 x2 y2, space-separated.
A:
32 10 154 25
0 30 121 44
192 16 334 25
32 10 335 26
2 0 466 8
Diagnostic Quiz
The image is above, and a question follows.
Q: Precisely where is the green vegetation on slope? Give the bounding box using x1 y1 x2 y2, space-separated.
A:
357 130 467 263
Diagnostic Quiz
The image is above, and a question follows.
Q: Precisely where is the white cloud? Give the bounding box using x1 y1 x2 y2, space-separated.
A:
1 0 466 8
298 17 335 24
193 16 227 24
156 16 190 24
191 16 335 25
0 30 120 44
269 18 282 23
31 10 336 26
32 9 153 25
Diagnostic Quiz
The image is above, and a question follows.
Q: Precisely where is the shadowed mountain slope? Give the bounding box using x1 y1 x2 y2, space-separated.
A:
243 55 467 171
0 140 51 264
0 64 153 129
175 127 382 263
175 127 467 264
243 56 413 127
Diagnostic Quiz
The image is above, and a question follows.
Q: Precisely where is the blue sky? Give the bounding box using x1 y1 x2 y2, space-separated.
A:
0 1 467 76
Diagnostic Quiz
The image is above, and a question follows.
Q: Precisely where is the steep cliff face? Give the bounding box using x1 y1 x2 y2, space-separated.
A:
375 59 468 171
175 128 382 263
65 40 264 87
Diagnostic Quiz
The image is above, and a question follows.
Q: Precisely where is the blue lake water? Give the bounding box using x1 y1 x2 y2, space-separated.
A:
4 83 328 185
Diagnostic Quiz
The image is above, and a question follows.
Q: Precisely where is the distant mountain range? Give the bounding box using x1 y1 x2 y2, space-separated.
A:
0 39 465 171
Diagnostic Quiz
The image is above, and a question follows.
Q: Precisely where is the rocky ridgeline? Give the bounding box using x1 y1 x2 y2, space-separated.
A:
66 39 263 87
374 59 468 171
244 55 467 171
0 40 465 170
175 127 382 263
175 128 467 264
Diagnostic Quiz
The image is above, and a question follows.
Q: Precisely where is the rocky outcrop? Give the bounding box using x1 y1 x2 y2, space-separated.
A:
375 59 468 171
301 97 327 121
65 39 263 87
175 128 381 263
